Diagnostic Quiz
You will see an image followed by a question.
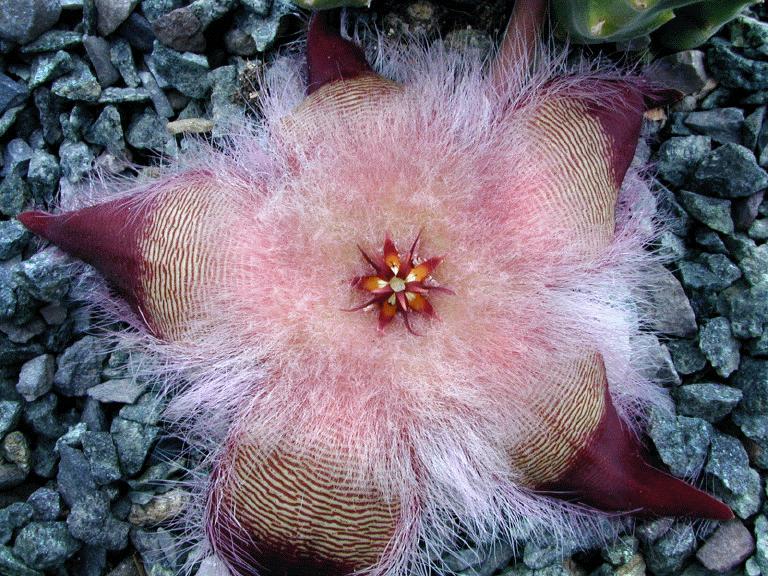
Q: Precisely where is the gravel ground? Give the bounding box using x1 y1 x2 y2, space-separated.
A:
0 1 767 575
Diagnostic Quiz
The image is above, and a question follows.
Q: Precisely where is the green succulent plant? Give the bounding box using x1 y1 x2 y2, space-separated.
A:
552 0 759 50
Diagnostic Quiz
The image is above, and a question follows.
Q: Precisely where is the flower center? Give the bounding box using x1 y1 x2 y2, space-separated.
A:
350 232 453 333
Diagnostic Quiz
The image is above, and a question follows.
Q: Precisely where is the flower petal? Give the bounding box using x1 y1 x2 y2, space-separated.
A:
377 300 397 331
383 237 401 274
356 275 389 293
406 257 443 283
406 292 434 316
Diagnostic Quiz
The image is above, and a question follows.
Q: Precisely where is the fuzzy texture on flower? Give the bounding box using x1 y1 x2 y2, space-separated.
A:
18 11 731 576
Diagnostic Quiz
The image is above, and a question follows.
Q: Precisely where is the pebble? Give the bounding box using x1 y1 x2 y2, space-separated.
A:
110 38 140 87
20 30 83 54
749 218 768 240
706 431 762 519
85 105 124 154
26 149 59 202
2 139 33 178
128 488 187 526
734 358 768 415
131 528 178 573
83 35 120 87
67 491 130 550
139 70 174 118
119 392 163 424
2 431 31 472
210 64 240 135
0 220 29 260
81 430 123 484
0 399 21 435
0 0 61 43
13 522 80 570
645 272 693 337
117 12 155 52
0 545 43 575
684 108 744 145
708 38 768 91
634 334 680 386
699 316 740 377
731 15 768 59
740 243 768 287
645 523 696 576
26 487 61 521
734 190 765 231
88 378 147 403
677 190 734 234
648 410 712 478
0 74 29 116
126 107 173 152
51 60 102 103
110 416 160 476
59 140 93 183
141 0 186 22
673 383 742 423
678 253 741 292
16 354 54 401
98 86 151 104
153 7 206 52
0 502 33 545
150 41 210 98
691 143 768 199
53 336 104 396
96 0 140 35
696 519 755 572
645 50 710 95
57 444 96 506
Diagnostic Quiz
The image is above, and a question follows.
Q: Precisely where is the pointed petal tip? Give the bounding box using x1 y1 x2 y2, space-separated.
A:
18 210 56 238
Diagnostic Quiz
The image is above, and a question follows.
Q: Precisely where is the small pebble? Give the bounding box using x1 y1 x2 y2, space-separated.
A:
673 383 742 423
0 0 61 43
696 519 755 572
96 0 140 36
684 108 745 145
0 74 29 116
20 30 83 54
691 143 768 199
26 487 61 521
13 522 80 570
677 190 734 235
83 35 120 87
16 354 54 401
2 431 31 472
699 316 740 378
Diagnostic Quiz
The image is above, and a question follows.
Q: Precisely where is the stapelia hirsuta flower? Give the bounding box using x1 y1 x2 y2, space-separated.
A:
19 2 732 576
351 234 450 333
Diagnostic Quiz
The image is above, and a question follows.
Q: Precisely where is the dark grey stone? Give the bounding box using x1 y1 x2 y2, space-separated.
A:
666 339 706 375
734 358 768 415
0 220 29 260
744 106 765 151
13 522 80 570
0 546 43 576
71 545 107 576
690 143 768 199
241 0 271 14
51 61 101 103
0 317 46 344
731 15 768 59
648 268 696 336
28 51 73 90
96 0 140 35
645 523 696 576
0 74 29 116
740 244 768 287
141 0 185 22
83 35 120 87
82 396 107 432
0 502 33 545
26 149 59 203
658 231 688 261
67 491 130 550
59 140 93 183
24 394 67 442
138 70 173 118
634 334 681 386
755 515 768 575
0 461 27 489
81 430 122 484
648 410 712 478
225 22 257 56
673 383 742 423
724 285 768 338
57 444 96 507
16 354 55 402
678 254 741 292
233 2 290 53
677 190 733 235
20 30 83 54
31 438 57 478
0 0 61 43
684 108 744 145
111 416 159 476
0 105 25 140
126 108 172 152
210 64 241 136
699 316 740 377
601 535 638 566
119 392 163 424
708 38 768 91
2 139 33 176
130 528 177 573
85 105 124 154
110 38 140 87
0 400 21 435
734 190 765 232
117 12 155 52
152 7 205 52
26 487 61 521
53 336 104 397
60 104 94 141
646 50 709 95
706 431 762 519
98 86 151 104
0 167 31 217
150 41 210 98
750 218 768 240
33 88 63 146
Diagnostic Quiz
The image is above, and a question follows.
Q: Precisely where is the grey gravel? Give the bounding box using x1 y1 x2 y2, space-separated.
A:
51 60 101 103
677 190 734 234
139 70 174 118
0 220 29 261
26 487 61 521
645 524 697 576
667 339 707 375
706 431 762 519
59 140 93 183
648 50 710 95
648 409 712 478
0 400 21 436
126 107 173 152
67 491 129 550
13 522 80 570
16 354 54 401
0 502 33 545
673 383 742 423
734 190 765 231
110 416 159 476
117 12 155 53
56 444 96 507
85 105 124 154
708 38 768 91
699 316 740 377
149 41 210 98
685 108 745 145
96 0 140 35
691 143 768 199
28 50 73 90
3 139 33 176
99 87 152 104
83 35 120 87
0 546 43 576
53 336 104 397
130 528 177 573
81 431 123 484
0 75 29 116
678 253 742 292
110 38 140 87
645 269 695 336
0 0 61 44
26 149 59 202
88 379 146 404
20 30 82 54
152 7 206 52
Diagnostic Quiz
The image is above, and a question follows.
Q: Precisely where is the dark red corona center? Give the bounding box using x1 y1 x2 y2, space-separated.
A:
350 233 452 333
